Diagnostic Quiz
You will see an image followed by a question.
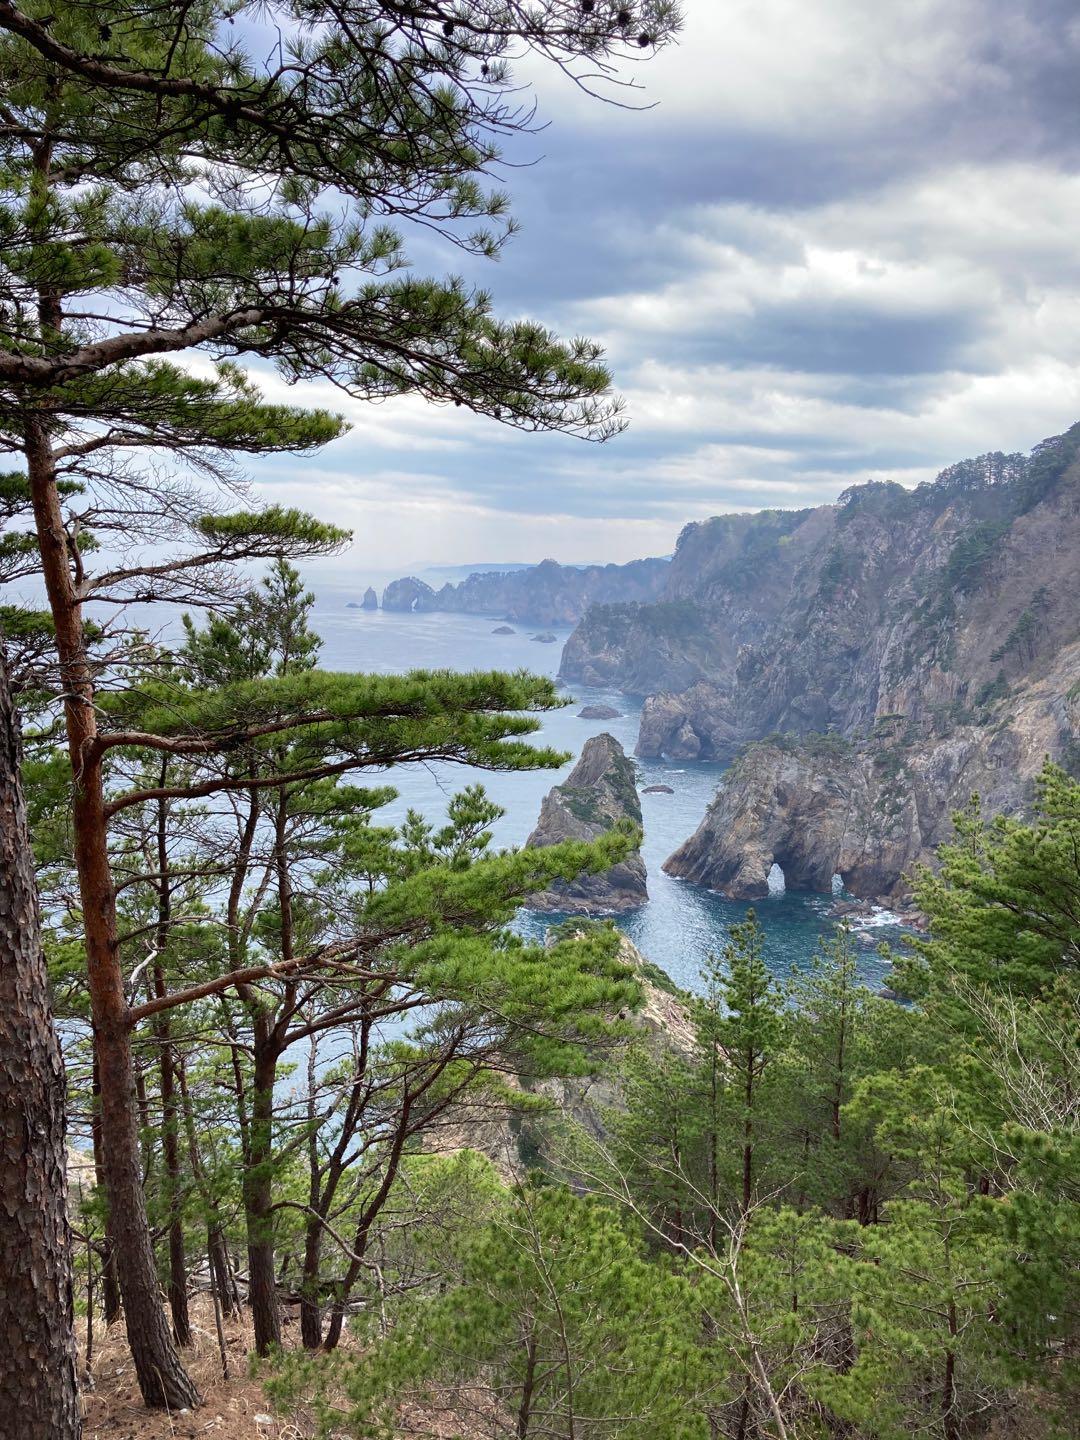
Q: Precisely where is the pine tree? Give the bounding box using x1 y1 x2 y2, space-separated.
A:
0 0 681 1404
902 761 1080 1004
704 911 785 1217
0 645 80 1438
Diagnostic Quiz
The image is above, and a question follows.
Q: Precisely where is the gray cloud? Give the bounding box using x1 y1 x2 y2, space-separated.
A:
248 0 1080 573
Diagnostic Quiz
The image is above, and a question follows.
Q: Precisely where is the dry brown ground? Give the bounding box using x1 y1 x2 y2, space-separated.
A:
79 1300 314 1440
77 1299 496 1440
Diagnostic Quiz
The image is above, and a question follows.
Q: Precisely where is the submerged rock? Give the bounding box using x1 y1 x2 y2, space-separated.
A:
578 704 622 719
527 733 648 914
642 784 675 794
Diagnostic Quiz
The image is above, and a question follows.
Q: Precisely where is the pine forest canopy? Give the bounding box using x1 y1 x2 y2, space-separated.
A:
0 0 682 1427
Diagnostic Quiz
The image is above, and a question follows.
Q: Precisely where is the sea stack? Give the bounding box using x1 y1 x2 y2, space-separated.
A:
382 576 436 612
526 733 648 914
361 586 378 611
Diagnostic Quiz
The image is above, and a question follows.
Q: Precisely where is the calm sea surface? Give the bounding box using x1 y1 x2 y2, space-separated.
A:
313 594 900 994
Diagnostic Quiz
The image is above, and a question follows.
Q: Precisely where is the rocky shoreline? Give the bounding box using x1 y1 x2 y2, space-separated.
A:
560 425 1080 899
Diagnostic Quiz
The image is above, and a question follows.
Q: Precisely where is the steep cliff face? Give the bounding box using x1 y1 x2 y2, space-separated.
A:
381 576 436 612
526 733 648 914
663 638 1080 900
562 427 1080 765
558 424 1080 900
381 556 668 626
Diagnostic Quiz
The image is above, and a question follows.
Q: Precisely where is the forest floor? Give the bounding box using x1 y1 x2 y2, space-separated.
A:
79 1297 491 1439
80 1299 313 1439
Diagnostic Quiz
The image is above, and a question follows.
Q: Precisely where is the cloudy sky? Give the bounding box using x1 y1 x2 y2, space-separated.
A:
251 0 1080 579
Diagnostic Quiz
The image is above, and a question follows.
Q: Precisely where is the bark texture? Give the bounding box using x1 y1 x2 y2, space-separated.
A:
26 418 199 1410
0 646 81 1438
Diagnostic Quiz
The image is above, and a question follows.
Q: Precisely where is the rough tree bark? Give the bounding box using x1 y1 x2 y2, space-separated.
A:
245 1027 283 1355
25 417 200 1409
0 644 81 1438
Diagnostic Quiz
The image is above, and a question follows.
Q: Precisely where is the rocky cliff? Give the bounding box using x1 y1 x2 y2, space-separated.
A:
381 556 668 625
664 637 1080 900
563 424 1080 898
381 576 436 612
526 734 648 914
563 428 1080 752
431 934 695 1176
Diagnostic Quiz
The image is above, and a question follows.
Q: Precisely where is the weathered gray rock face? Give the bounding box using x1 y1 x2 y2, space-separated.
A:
361 586 378 611
381 576 436 612
562 427 1080 764
527 734 648 914
636 681 739 760
557 424 1080 898
664 642 1080 900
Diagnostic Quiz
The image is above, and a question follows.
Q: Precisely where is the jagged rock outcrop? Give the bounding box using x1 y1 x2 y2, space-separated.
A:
665 640 1080 899
361 586 378 611
526 734 648 913
431 935 695 1175
382 555 669 626
562 427 1080 757
381 576 436 612
557 424 1080 897
637 681 739 759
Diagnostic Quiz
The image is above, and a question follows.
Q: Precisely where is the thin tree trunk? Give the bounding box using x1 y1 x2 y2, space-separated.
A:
176 1055 240 1318
207 1230 230 1381
517 1330 538 1438
152 776 191 1345
25 417 199 1410
245 1029 281 1355
740 1040 756 1217
300 1035 324 1349
91 1057 121 1326
0 644 81 1438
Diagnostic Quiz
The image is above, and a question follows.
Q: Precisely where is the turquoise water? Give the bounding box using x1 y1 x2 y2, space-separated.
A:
313 593 899 995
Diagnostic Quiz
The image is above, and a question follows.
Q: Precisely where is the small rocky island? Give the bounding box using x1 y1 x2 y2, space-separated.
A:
492 624 516 634
382 576 436 612
361 586 378 610
532 631 558 644
526 733 648 914
578 704 622 720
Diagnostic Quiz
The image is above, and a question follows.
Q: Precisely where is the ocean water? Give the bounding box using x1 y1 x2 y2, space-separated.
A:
313 595 900 995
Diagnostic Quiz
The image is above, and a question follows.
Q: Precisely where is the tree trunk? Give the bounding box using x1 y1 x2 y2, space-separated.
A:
26 418 199 1410
176 1055 241 1318
245 1031 281 1355
0 644 81 1438
517 1330 538 1438
153 781 191 1346
299 1217 324 1349
90 1057 121 1326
